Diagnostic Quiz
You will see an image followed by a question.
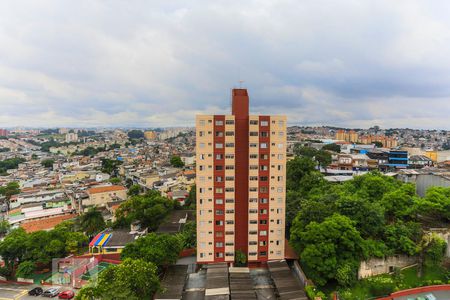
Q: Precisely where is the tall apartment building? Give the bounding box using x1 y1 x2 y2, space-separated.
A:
0 129 8 136
196 89 287 265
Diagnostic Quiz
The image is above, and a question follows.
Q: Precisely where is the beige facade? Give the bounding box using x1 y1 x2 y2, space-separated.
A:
196 113 286 264
85 185 127 208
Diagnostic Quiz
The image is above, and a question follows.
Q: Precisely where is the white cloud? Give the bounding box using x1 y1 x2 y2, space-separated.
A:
0 0 449 129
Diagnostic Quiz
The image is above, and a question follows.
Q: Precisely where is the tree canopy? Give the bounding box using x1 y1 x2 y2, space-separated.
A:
75 258 160 300
170 155 185 168
287 153 450 287
114 191 175 231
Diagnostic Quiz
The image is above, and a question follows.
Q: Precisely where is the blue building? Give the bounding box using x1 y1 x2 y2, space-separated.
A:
386 150 408 169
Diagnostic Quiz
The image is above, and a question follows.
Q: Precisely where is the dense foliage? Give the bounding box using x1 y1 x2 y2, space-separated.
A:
287 148 450 287
127 130 144 139
121 233 183 268
0 158 26 175
75 258 160 300
114 190 176 231
170 155 185 168
0 227 87 274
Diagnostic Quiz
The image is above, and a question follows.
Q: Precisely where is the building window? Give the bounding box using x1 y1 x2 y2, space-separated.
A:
249 220 257 224
250 176 258 181
225 176 234 181
225 154 234 159
216 242 224 247
215 143 223 149
261 154 269 159
250 143 258 148
215 120 224 126
215 220 223 226
225 120 234 125
260 209 268 215
260 143 268 149
260 230 267 236
249 165 258 170
260 131 268 137
215 252 224 258
225 165 234 170
250 132 258 136
260 121 269 126
216 154 223 160
215 188 223 194
225 131 234 136
199 120 205 126
215 165 223 171
249 241 257 245
216 176 223 182
260 220 268 225
249 209 258 214
199 143 205 148
278 143 284 149
250 154 258 159
250 120 258 125
249 198 258 203
215 131 223 137
215 199 223 204
260 165 268 171
259 251 267 256
225 187 234 192
260 176 268 181
278 120 284 127
225 143 235 147
260 198 268 204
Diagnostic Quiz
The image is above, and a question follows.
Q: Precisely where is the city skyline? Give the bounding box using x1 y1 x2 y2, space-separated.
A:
1 1 450 129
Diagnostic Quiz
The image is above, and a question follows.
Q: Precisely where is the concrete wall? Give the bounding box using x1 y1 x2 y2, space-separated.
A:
358 255 417 279
416 174 450 197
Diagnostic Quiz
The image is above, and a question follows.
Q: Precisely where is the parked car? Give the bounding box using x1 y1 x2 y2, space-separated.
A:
58 290 75 299
42 287 60 297
28 287 43 296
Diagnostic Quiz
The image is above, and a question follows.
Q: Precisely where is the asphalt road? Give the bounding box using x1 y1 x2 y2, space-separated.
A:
0 284 76 300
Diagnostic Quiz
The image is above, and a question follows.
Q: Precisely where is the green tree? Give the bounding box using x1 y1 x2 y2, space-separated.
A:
185 184 196 208
180 221 196 249
121 233 182 268
101 159 123 175
0 228 28 270
15 261 35 279
41 159 55 169
322 143 341 153
0 220 11 236
79 207 106 237
235 249 247 267
109 177 121 184
127 184 141 196
0 181 21 200
31 154 38 160
127 130 144 139
170 155 185 168
114 191 174 231
290 213 365 286
76 258 160 300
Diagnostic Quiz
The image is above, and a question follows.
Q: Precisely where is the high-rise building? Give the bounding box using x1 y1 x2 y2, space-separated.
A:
196 89 286 265
0 129 8 136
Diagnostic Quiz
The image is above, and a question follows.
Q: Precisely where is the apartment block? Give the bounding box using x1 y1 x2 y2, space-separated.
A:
196 89 286 264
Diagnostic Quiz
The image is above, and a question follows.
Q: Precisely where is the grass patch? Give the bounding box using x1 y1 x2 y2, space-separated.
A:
335 266 448 300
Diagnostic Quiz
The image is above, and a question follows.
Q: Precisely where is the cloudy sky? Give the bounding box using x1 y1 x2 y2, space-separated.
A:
1 0 450 129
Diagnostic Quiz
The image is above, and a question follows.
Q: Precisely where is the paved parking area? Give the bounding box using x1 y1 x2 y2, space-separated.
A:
0 285 28 300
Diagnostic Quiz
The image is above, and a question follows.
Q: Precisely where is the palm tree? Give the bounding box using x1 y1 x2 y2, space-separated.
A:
79 207 106 237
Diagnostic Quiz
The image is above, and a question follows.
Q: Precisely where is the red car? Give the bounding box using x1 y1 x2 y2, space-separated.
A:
58 290 75 299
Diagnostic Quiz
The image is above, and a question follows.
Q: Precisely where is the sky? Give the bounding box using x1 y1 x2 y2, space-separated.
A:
1 0 450 129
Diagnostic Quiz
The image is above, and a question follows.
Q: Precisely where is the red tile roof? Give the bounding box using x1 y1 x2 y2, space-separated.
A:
21 214 77 233
87 185 126 195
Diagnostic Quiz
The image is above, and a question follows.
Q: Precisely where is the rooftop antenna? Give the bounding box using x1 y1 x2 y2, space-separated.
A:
239 80 244 88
